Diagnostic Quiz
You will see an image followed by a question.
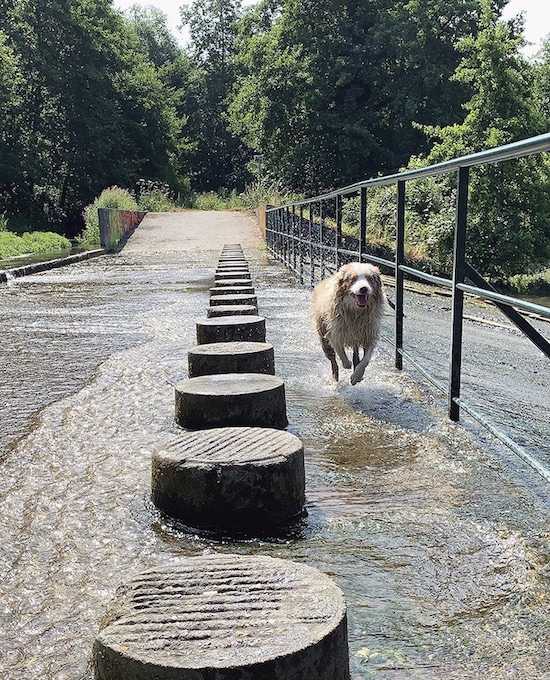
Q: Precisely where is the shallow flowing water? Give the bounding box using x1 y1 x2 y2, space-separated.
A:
0 213 548 679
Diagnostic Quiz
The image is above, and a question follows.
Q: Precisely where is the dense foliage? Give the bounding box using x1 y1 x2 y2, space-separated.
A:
0 0 548 279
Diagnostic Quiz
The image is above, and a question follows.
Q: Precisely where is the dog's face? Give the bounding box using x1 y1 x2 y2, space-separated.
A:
336 263 382 309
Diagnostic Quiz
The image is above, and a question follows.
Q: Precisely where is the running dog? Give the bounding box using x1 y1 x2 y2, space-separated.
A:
312 262 385 384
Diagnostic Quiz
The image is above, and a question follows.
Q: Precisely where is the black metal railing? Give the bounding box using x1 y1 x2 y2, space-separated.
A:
266 132 550 482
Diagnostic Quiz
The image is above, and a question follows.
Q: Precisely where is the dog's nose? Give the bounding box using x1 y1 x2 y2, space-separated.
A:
358 286 369 295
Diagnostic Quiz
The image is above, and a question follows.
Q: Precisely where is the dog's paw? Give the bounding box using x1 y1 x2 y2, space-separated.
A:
341 358 352 369
350 370 364 385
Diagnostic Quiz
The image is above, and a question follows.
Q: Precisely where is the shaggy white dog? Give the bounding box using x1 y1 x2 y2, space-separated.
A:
312 262 385 384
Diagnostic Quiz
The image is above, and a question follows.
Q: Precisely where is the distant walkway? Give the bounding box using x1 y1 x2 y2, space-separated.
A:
124 210 260 256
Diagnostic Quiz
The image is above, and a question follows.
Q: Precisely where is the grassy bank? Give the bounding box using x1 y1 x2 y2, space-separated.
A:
0 230 71 261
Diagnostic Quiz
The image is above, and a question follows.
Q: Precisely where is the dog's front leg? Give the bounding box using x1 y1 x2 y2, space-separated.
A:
352 346 360 369
350 346 374 385
334 344 352 370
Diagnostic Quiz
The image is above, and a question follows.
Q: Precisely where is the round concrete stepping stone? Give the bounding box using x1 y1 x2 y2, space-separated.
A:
209 285 255 296
215 272 250 281
215 278 253 288
93 555 350 680
196 315 266 344
210 294 257 307
152 427 304 529
219 254 246 260
175 373 287 429
188 342 275 378
216 265 249 272
207 305 257 318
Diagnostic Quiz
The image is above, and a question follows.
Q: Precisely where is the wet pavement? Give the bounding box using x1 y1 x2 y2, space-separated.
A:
0 210 548 680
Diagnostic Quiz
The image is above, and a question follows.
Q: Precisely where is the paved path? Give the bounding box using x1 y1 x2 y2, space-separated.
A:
0 211 548 680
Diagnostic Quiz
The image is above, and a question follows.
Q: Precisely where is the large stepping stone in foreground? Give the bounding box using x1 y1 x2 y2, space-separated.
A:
175 373 287 429
215 278 252 288
93 555 350 680
152 427 304 530
188 341 275 377
207 304 257 318
210 293 257 308
209 285 255 296
197 315 265 344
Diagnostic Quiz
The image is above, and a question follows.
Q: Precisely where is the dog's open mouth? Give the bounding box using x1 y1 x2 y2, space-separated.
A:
353 293 368 307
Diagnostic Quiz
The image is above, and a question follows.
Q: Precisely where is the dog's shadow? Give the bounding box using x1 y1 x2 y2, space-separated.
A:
337 381 436 434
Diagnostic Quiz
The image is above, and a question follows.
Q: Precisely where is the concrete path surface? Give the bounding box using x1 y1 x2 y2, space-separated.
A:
0 210 548 680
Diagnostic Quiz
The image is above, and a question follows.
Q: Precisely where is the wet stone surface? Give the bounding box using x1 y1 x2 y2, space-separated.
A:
188 341 275 377
210 294 258 307
152 427 305 530
196 315 266 344
175 373 288 429
94 555 349 680
215 278 253 287
209 286 255 296
207 304 258 318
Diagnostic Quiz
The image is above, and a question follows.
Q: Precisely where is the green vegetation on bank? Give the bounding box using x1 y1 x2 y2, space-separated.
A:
0 230 71 261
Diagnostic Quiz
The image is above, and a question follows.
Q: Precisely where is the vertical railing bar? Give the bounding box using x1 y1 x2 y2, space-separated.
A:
320 200 325 278
359 187 367 262
292 205 297 273
395 181 405 370
336 194 342 269
299 205 304 284
449 166 469 421
284 207 289 267
309 203 314 286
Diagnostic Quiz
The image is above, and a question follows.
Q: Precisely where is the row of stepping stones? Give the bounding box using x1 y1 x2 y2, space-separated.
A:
93 245 351 679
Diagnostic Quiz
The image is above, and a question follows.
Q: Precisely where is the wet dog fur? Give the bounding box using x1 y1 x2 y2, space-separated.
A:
312 262 385 385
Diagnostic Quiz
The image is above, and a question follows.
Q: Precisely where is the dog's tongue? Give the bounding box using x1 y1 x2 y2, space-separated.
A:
356 293 367 307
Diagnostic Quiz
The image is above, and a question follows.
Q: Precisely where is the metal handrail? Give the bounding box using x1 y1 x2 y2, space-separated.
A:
267 132 550 209
265 133 550 482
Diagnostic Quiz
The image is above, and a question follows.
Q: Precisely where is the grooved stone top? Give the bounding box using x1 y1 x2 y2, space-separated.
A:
180 373 282 397
209 286 255 295
207 305 257 318
93 554 349 679
158 426 299 465
215 278 252 287
197 315 264 328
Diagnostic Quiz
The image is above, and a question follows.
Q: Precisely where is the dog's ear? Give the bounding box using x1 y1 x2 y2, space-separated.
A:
336 264 355 294
369 266 382 294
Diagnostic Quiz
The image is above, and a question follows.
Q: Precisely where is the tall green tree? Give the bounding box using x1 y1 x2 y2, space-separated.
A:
180 0 250 190
0 0 184 231
409 1 549 278
229 0 507 194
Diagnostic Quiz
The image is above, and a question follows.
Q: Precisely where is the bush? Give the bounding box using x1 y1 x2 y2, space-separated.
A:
135 179 176 212
0 231 70 259
20 231 71 253
79 186 138 247
507 270 550 295
189 181 303 211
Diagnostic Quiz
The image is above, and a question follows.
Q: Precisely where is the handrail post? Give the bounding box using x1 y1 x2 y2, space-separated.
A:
336 194 342 269
320 200 325 278
395 181 405 370
359 187 367 262
284 207 289 267
292 205 298 273
299 205 304 284
449 166 469 421
288 205 296 270
309 204 314 287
